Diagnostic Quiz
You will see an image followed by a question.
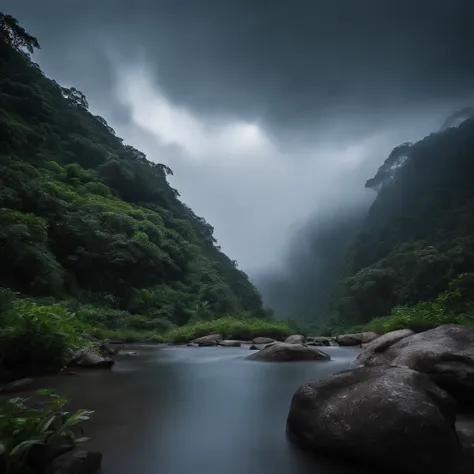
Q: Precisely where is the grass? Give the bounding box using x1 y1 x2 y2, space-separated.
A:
163 316 292 343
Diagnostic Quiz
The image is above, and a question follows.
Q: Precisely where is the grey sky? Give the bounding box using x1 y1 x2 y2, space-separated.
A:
3 0 474 276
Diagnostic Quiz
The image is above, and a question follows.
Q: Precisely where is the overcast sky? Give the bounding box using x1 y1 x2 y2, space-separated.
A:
4 0 474 276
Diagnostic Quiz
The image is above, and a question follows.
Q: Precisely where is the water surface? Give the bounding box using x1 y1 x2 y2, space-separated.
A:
38 345 370 474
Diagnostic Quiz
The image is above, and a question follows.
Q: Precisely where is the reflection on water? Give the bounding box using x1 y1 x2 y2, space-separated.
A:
35 345 371 474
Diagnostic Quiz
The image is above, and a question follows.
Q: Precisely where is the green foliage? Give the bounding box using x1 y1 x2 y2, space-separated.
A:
164 317 292 343
0 389 92 474
333 114 474 327
0 13 267 337
0 302 91 374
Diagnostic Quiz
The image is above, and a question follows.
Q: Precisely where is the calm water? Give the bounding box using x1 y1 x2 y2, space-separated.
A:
36 345 371 474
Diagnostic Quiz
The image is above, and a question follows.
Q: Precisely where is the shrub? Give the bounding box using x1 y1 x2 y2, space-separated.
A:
358 302 474 334
0 389 92 474
0 303 90 374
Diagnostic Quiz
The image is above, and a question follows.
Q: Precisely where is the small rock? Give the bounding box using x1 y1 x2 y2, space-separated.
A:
285 335 305 344
252 337 275 344
0 378 34 393
187 342 199 347
69 348 114 369
337 331 380 346
125 351 138 356
249 345 260 350
218 340 242 347
59 371 78 376
247 343 330 362
46 450 102 474
191 334 223 346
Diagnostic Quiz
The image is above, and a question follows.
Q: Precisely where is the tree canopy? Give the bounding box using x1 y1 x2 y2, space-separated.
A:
0 13 266 329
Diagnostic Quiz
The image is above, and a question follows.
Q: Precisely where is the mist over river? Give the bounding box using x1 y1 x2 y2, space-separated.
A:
36 345 374 474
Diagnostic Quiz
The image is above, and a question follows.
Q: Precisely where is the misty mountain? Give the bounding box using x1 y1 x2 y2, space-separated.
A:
333 113 474 326
0 14 265 327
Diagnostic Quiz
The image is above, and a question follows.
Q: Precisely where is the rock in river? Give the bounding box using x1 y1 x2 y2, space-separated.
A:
252 337 275 344
357 324 474 404
287 366 461 474
337 331 380 346
285 335 305 344
247 343 330 362
69 348 114 369
0 377 34 393
355 329 415 366
46 450 102 474
218 340 242 347
191 334 223 346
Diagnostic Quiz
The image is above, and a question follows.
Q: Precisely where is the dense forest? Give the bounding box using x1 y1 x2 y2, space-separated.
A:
328 112 474 331
0 13 271 340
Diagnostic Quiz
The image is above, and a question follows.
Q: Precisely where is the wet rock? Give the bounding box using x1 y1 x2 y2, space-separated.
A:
187 342 199 347
0 377 34 393
59 371 78 376
46 450 102 474
125 351 138 356
69 348 114 369
287 366 461 474
264 342 277 349
355 329 415 367
312 337 332 346
191 334 223 346
337 331 380 346
28 436 75 473
285 335 305 344
218 340 242 347
457 415 474 474
247 343 330 362
358 324 474 404
252 337 275 344
249 345 260 350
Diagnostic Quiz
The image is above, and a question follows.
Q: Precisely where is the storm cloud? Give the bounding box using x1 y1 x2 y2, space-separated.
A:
3 0 474 283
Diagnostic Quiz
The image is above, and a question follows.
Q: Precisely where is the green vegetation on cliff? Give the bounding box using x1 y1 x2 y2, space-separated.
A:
0 13 278 366
328 114 474 332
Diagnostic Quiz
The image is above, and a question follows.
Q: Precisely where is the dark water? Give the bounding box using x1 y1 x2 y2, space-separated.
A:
36 345 369 474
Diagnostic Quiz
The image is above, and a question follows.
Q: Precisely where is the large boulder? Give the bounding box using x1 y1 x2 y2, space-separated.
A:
359 324 474 404
69 349 114 369
355 329 415 366
218 340 242 347
337 331 380 346
252 337 275 344
247 343 330 362
287 366 461 474
190 334 223 346
285 335 305 344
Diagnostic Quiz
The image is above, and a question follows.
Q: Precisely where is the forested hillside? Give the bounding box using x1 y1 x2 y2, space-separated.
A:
332 114 474 329
0 13 267 332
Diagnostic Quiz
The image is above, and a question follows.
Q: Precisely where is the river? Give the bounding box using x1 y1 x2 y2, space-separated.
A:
37 344 373 474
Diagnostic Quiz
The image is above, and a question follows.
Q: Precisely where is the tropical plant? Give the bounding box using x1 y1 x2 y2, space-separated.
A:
0 389 92 474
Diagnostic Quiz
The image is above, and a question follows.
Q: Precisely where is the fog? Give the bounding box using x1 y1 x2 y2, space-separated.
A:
4 0 474 313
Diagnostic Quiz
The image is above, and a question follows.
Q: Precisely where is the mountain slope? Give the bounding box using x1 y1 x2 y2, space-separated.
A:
0 13 265 328
333 114 474 326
